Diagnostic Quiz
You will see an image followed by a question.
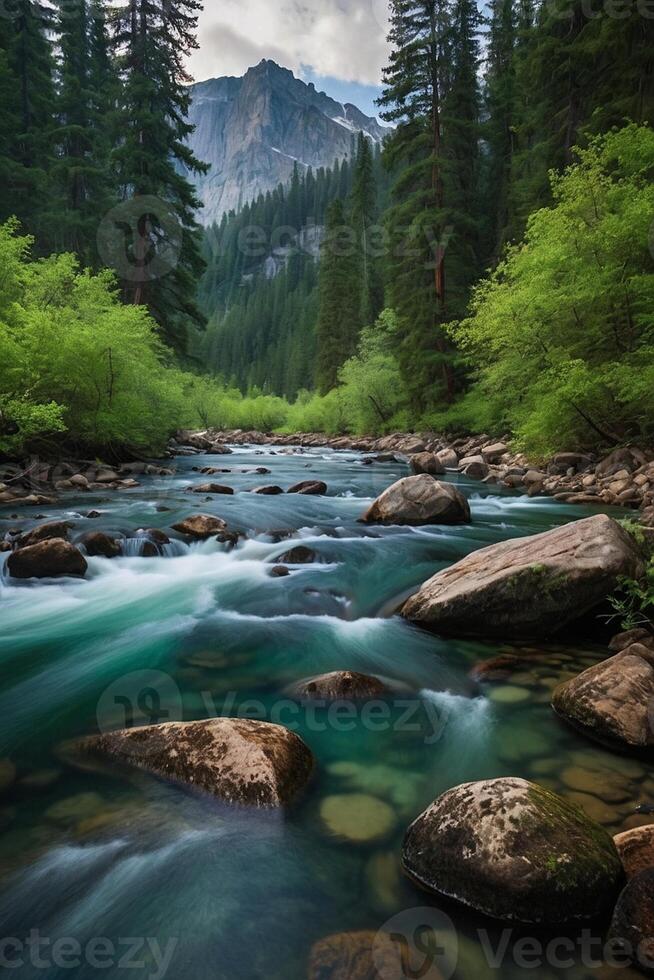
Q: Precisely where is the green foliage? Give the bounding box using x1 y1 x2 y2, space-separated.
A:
446 124 654 458
607 559 654 634
284 310 412 435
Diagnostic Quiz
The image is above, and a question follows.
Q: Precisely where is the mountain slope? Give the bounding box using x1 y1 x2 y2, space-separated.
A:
186 60 388 225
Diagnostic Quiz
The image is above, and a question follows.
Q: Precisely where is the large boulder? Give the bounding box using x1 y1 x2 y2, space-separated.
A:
402 514 644 639
7 538 88 579
409 452 445 476
361 475 471 526
16 520 74 549
402 777 623 924
614 826 654 879
171 514 227 539
79 718 314 808
609 870 654 974
552 643 654 753
285 670 389 701
276 545 316 564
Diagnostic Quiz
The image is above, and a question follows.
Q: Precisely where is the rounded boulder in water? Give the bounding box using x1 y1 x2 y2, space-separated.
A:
285 670 389 702
7 538 87 579
171 514 227 539
402 777 623 923
361 474 471 526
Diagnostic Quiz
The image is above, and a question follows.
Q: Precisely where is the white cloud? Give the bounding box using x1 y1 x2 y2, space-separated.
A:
188 0 390 87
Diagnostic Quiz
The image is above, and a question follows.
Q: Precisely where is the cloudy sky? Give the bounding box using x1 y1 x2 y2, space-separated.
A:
188 0 390 118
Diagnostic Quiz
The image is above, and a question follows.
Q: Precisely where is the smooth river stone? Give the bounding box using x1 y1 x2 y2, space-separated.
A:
560 766 633 803
0 759 16 793
614 825 654 878
488 685 532 704
563 791 618 826
320 793 396 843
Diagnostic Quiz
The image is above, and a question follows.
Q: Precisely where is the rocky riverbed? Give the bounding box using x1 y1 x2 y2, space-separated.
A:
0 438 653 980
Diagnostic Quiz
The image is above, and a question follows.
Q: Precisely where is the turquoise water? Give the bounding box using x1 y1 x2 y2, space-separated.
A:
0 446 648 980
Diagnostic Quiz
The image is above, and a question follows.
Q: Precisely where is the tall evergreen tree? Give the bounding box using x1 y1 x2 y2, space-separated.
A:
5 1 55 247
379 0 456 407
482 0 517 260
315 199 361 393
49 0 115 263
110 0 208 354
351 132 383 326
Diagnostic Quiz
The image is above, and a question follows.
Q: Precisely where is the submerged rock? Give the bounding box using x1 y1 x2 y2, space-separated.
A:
401 777 623 923
171 514 227 539
286 480 327 495
614 826 654 879
609 869 654 974
402 514 644 639
362 474 471 526
286 670 389 701
191 483 234 495
276 545 316 564
552 643 654 753
308 931 397 980
78 718 314 807
320 793 396 843
409 452 445 476
7 538 88 579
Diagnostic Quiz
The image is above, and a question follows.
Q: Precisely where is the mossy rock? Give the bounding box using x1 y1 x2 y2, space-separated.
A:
402 777 624 923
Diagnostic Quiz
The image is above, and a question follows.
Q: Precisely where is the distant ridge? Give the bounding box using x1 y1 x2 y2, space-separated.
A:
184 59 389 225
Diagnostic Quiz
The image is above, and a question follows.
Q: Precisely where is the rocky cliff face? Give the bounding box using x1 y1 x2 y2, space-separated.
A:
185 60 388 225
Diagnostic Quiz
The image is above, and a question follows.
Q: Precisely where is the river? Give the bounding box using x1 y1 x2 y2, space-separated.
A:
0 444 646 979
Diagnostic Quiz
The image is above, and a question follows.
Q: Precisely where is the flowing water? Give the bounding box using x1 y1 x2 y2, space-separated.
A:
0 446 648 980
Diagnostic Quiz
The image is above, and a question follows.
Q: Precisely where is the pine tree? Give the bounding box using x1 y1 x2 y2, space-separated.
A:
5 1 56 247
483 0 517 260
110 0 208 354
49 0 115 263
442 0 484 312
314 199 361 393
379 0 456 407
350 132 383 326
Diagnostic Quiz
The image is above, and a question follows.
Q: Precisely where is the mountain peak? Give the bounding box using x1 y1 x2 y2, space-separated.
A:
186 63 388 225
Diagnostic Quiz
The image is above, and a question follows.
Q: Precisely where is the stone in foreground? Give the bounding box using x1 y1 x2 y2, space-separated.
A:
79 718 314 807
552 643 654 752
171 514 227 539
609 869 654 974
402 514 643 639
7 538 88 579
361 474 470 526
402 777 623 923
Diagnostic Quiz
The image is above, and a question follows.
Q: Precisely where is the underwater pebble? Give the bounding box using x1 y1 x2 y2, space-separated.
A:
488 685 531 704
320 793 396 843
563 790 617 826
560 766 633 803
0 758 16 793
45 792 105 825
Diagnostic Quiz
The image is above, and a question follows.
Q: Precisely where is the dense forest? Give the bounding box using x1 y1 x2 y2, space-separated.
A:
0 0 653 459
